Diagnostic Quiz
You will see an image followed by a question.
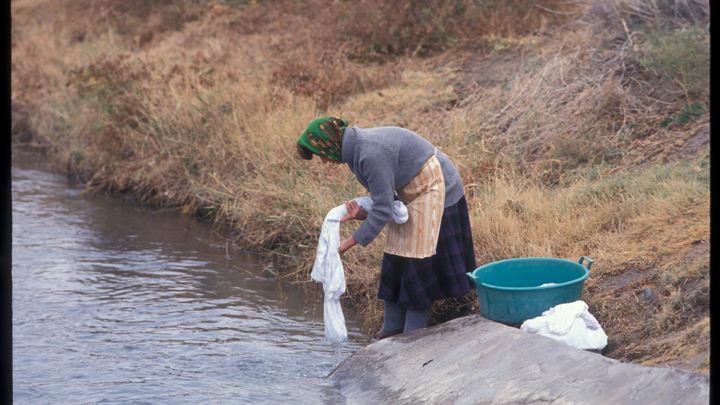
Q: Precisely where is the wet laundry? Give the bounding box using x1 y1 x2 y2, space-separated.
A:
311 197 408 343
520 300 608 351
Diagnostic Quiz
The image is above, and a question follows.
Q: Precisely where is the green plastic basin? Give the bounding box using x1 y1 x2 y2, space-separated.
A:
467 257 593 324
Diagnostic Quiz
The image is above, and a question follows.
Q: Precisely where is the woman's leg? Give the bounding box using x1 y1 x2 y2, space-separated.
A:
381 300 406 337
404 306 431 333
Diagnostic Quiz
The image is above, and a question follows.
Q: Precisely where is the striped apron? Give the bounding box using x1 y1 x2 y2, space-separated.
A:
384 150 445 258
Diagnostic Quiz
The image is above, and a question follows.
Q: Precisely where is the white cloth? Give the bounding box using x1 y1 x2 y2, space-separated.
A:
520 300 608 351
311 197 408 343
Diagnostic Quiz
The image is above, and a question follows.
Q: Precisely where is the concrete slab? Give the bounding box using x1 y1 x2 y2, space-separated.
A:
329 315 709 405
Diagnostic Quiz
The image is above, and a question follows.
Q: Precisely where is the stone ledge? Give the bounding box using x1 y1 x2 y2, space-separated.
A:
329 315 709 405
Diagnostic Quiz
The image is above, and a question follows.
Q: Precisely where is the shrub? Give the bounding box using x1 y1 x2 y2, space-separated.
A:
311 0 570 61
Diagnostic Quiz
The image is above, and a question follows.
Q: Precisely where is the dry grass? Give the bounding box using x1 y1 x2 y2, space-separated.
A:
467 160 710 367
12 0 709 372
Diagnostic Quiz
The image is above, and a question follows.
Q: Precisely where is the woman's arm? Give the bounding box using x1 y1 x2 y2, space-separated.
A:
338 201 367 254
338 236 357 254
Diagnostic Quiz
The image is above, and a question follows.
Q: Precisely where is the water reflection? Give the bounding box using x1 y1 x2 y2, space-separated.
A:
12 150 366 404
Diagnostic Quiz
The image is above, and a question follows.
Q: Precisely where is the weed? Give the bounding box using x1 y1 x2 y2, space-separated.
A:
639 25 709 96
660 101 707 127
583 0 709 31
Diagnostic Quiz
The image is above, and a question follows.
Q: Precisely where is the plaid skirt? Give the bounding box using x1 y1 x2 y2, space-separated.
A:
378 196 477 309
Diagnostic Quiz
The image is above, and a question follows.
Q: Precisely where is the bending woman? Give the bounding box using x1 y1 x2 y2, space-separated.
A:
297 116 476 339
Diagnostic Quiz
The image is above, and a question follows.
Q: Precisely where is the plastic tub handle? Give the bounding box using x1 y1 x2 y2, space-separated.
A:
578 256 594 271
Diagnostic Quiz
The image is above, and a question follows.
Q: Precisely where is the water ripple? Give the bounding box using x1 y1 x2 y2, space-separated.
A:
12 151 366 404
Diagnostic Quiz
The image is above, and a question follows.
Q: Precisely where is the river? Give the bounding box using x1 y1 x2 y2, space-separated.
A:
11 149 368 404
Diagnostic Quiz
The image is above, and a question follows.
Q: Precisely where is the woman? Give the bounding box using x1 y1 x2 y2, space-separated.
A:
297 116 476 339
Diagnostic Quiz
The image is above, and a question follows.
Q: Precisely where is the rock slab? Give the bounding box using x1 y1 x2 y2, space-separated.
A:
329 315 709 404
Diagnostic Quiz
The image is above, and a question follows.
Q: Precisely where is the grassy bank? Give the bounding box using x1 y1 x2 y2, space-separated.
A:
12 0 709 372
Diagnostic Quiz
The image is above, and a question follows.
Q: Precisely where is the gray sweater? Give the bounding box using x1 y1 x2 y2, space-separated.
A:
341 126 465 247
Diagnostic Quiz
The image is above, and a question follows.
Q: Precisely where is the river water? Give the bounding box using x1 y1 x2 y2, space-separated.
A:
12 150 368 404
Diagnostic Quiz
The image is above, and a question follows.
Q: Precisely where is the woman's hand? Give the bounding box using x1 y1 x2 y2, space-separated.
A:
338 236 358 255
340 200 368 223
338 201 366 254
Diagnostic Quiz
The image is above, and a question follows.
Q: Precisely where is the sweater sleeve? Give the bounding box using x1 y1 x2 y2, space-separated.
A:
351 150 397 247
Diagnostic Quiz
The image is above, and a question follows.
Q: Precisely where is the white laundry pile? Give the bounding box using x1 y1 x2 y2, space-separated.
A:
520 300 608 351
311 196 408 344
